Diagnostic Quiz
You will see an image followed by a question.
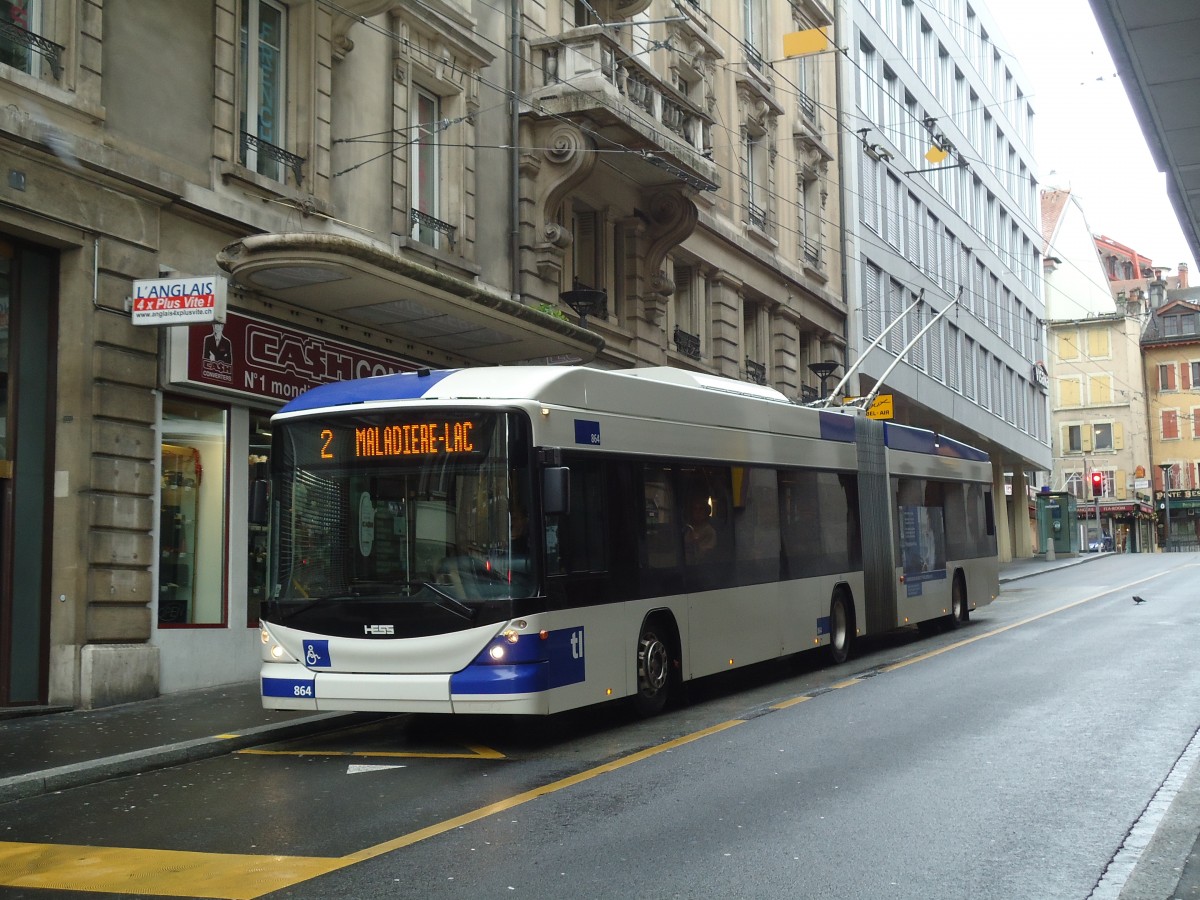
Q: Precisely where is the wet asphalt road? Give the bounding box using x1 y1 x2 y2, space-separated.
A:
1 554 1197 899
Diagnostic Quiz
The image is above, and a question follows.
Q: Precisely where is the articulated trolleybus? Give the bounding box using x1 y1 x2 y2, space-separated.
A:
260 366 998 716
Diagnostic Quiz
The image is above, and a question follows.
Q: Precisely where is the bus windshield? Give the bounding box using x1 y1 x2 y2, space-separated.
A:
264 409 535 637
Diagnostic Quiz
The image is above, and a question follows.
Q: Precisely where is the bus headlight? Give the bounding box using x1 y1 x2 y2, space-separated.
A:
489 644 506 661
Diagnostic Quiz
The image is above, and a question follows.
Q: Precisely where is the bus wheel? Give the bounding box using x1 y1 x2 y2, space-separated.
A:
949 573 969 627
634 623 672 717
829 591 854 665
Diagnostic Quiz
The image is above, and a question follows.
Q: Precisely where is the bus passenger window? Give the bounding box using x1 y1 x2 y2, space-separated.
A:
642 466 678 570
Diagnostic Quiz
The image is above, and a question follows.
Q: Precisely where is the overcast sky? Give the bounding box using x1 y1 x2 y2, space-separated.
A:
985 0 1197 274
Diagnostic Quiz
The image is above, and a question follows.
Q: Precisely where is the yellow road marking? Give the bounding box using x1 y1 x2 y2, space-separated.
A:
340 719 743 864
0 722 741 897
239 742 505 760
0 842 341 900
1 567 1179 898
770 694 812 710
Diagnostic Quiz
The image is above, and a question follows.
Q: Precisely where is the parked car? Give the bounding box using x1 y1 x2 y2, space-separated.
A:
1089 534 1114 552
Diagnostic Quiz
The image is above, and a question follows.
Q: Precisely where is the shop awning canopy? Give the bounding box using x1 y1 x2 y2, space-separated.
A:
217 233 605 366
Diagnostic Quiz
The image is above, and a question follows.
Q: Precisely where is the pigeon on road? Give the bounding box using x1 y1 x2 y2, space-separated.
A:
1132 595 1146 604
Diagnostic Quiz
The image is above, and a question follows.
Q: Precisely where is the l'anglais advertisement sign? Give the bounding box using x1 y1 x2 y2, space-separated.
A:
168 310 422 404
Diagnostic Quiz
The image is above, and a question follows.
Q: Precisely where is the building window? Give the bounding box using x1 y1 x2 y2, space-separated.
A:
1065 471 1083 500
1158 364 1177 392
672 262 703 352
743 0 766 68
159 397 229 627
411 86 445 248
239 0 289 182
798 167 822 267
1 0 48 76
744 127 768 229
1093 423 1113 451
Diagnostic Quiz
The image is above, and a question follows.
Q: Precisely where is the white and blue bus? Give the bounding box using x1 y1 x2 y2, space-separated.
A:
259 366 998 716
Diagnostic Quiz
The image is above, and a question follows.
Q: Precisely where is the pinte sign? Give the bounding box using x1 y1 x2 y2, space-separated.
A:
168 310 422 404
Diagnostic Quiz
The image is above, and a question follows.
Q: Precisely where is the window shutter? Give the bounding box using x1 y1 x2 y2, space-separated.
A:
1115 469 1127 500
1112 422 1124 449
1081 424 1093 452
1182 363 1192 391
1163 409 1179 440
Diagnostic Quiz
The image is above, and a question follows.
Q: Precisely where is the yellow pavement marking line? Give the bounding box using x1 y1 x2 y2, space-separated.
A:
239 743 505 760
339 718 743 864
0 722 741 898
0 841 342 900
770 694 812 710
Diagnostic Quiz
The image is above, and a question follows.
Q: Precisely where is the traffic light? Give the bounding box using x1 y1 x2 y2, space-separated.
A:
1090 471 1103 497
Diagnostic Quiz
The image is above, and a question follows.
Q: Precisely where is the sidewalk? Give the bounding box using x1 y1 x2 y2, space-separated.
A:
0 549 1193 900
0 681 371 803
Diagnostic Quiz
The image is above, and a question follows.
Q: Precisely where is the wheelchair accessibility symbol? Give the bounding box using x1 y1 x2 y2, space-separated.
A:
303 640 331 668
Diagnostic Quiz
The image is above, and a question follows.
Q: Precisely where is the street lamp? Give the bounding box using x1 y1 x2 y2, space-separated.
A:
559 279 608 329
1159 463 1173 550
808 360 841 400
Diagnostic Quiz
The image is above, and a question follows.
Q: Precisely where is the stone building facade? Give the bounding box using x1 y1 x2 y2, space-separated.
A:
0 0 845 708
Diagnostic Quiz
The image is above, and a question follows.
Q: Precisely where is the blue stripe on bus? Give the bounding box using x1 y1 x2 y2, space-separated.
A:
884 422 937 454
935 435 989 462
816 615 830 636
262 677 316 698
818 411 856 443
450 627 585 695
279 369 459 413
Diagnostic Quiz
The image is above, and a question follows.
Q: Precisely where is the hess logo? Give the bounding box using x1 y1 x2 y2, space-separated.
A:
364 624 394 635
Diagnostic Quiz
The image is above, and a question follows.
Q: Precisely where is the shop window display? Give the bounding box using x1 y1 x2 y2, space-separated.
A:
159 398 227 626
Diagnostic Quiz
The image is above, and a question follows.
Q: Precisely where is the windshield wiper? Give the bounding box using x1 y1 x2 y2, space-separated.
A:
273 580 477 624
276 581 407 620
402 581 477 622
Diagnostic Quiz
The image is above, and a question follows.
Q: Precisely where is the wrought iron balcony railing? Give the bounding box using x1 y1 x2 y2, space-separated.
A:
241 132 305 186
799 91 817 123
673 326 701 360
802 239 821 267
745 358 766 385
0 20 63 79
410 208 458 247
748 201 768 230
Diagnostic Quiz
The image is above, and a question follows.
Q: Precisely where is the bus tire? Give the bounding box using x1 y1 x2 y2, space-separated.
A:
828 590 854 665
949 571 969 627
633 617 675 717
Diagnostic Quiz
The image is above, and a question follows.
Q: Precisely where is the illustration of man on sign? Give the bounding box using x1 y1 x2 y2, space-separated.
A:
202 321 233 364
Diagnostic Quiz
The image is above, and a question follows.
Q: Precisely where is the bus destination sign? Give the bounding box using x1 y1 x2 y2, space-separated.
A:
314 420 479 462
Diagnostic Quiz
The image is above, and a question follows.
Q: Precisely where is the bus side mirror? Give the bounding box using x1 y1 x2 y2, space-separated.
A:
543 467 570 515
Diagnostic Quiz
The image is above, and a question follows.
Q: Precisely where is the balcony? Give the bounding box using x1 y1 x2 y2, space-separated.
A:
745 358 767 385
673 326 702 359
0 20 63 79
530 28 718 192
240 132 305 187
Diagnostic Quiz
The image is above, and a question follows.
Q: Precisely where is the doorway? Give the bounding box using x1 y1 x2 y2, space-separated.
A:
0 236 57 706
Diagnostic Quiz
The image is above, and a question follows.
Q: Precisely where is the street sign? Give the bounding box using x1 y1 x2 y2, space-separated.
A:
131 275 227 326
865 394 893 420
